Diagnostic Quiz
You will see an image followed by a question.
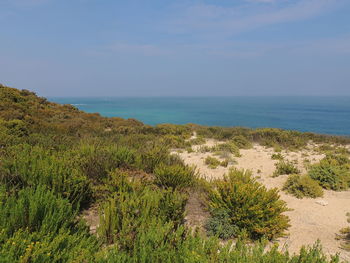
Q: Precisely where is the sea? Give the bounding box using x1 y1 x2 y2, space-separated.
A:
50 96 350 136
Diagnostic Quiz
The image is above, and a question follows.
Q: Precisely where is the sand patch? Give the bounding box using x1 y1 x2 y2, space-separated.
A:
172 138 350 261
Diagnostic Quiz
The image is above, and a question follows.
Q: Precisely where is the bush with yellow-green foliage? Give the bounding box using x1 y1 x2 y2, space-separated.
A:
0 144 92 207
205 156 221 169
283 174 323 199
212 142 241 157
273 160 300 177
98 180 187 246
189 136 206 145
154 163 197 190
207 169 290 240
0 186 99 263
232 135 253 149
308 154 350 191
271 153 284 160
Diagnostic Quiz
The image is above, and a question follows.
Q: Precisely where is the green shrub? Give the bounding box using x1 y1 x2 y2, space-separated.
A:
0 145 91 206
0 186 76 237
283 174 323 199
198 145 211 153
220 159 229 167
205 208 239 239
232 135 252 149
74 144 138 182
273 160 300 177
324 153 350 166
98 184 187 246
0 227 98 263
186 146 194 153
96 235 340 263
308 159 350 191
160 134 189 148
205 156 221 169
189 136 206 145
212 142 241 157
154 164 197 190
271 153 284 160
97 221 190 262
207 169 290 240
139 144 170 173
252 128 308 150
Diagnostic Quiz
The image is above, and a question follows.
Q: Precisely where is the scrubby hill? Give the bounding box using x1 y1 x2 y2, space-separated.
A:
0 85 347 262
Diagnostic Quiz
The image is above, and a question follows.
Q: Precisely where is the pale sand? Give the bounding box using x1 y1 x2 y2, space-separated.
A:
172 138 350 261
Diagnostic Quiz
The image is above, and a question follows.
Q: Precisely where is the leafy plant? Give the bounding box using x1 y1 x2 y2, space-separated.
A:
207 169 290 240
205 208 239 239
154 164 197 190
0 186 76 237
220 159 229 167
283 174 323 199
0 145 91 206
308 156 350 191
273 160 300 177
205 156 221 169
271 153 284 160
232 135 253 149
189 136 206 145
98 184 187 246
212 142 241 157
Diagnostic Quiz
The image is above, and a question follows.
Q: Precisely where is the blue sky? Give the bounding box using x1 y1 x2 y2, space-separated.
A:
1 0 350 96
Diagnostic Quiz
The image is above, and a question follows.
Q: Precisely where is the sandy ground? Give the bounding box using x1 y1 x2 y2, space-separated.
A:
172 137 350 261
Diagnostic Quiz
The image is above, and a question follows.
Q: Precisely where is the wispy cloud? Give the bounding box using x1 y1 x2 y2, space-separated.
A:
89 0 349 60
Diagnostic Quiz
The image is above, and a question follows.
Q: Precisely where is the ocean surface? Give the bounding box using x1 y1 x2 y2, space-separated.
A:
50 97 350 136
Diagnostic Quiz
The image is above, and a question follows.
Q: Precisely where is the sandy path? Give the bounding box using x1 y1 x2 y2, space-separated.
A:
172 139 350 261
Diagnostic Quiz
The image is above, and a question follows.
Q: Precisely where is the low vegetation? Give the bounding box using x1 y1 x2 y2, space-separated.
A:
271 153 284 160
212 142 241 157
231 135 253 149
205 156 221 169
273 160 300 177
337 213 350 251
283 174 324 199
207 169 290 240
154 163 197 190
308 154 350 191
0 84 347 262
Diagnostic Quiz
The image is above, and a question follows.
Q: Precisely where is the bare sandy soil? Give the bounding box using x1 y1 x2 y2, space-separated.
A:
173 137 350 261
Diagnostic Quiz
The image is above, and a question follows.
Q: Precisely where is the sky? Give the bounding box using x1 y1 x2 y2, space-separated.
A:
0 0 350 97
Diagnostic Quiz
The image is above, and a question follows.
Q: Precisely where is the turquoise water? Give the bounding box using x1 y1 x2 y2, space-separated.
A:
50 97 350 136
